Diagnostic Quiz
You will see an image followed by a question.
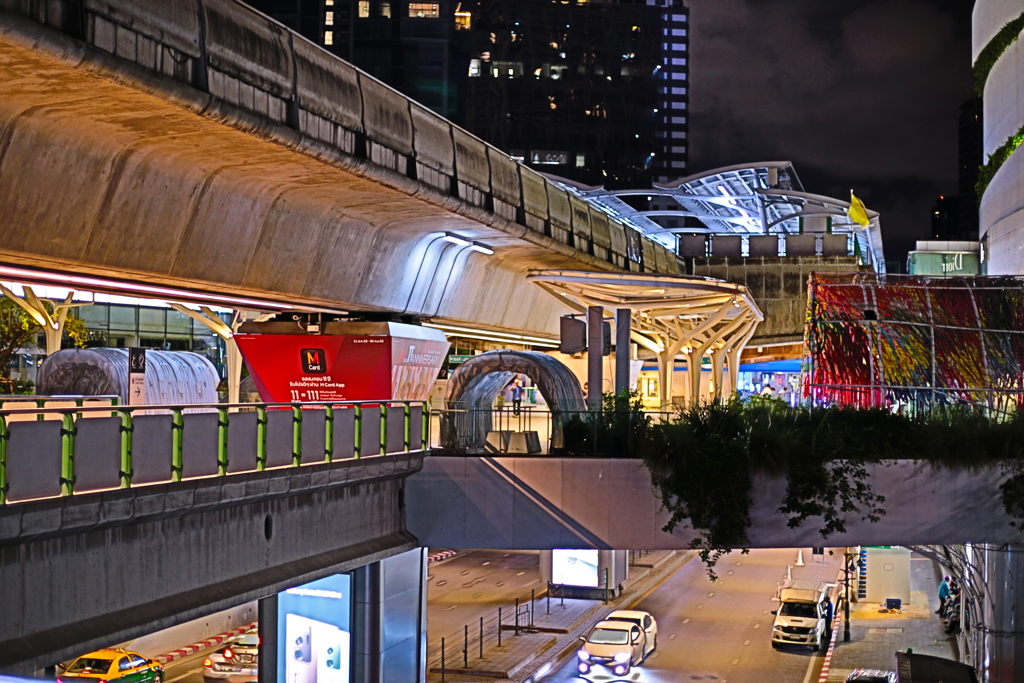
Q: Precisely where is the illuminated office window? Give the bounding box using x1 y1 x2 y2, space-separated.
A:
324 30 334 44
325 11 334 24
409 3 439 18
358 1 370 18
381 1 391 17
454 3 471 29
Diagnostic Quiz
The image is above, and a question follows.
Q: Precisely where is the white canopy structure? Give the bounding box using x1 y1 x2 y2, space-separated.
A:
528 270 763 408
545 162 886 272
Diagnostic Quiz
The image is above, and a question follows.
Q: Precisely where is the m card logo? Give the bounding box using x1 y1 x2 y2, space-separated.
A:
300 348 327 374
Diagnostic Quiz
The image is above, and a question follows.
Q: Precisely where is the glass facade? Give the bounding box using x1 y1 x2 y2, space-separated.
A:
75 304 229 375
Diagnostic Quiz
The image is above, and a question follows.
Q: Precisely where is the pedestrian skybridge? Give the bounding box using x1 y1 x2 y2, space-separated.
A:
406 455 1024 550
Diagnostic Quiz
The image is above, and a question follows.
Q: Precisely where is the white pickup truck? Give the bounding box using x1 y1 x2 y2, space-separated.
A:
771 580 833 651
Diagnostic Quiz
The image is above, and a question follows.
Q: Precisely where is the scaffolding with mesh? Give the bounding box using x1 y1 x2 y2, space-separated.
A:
804 273 1024 413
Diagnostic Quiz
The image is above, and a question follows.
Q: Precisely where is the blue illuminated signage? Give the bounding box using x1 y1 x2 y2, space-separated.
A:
278 574 352 683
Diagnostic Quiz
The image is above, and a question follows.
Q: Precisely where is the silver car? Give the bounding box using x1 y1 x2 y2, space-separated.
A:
203 633 258 683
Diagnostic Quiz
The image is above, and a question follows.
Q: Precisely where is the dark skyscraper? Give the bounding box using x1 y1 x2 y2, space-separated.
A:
958 97 982 237
242 0 688 188
454 0 688 187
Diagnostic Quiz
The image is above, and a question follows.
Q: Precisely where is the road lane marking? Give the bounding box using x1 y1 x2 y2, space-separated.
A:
482 561 490 565
708 591 715 597
762 609 769 615
436 580 447 586
627 551 698 609
732 658 740 665
682 618 690 624
460 570 471 575
517 571 526 576
446 605 457 611
696 604 704 609
496 581 505 587
472 592 482 599
728 570 734 575
753 623 760 629
164 669 201 683
668 634 677 640
743 640 750 646
736 562 742 566
503 553 510 557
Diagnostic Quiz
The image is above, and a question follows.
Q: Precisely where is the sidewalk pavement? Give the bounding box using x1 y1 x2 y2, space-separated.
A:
427 550 694 682
824 554 957 682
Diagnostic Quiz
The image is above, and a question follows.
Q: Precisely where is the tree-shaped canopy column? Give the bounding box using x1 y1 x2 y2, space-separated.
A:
528 271 763 408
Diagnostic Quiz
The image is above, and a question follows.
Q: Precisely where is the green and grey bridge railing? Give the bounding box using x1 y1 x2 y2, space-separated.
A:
0 400 428 505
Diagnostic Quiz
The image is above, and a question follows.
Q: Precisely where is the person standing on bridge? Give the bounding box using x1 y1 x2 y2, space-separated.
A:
937 575 951 615
509 377 524 416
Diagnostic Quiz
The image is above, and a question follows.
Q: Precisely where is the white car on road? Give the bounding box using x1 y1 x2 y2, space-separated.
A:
577 618 651 678
604 610 658 654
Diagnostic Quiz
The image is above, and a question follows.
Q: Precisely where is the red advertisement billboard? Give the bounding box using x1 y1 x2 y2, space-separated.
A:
234 322 448 403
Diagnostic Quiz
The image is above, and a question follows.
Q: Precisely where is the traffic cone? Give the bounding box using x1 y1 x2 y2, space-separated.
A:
796 549 805 567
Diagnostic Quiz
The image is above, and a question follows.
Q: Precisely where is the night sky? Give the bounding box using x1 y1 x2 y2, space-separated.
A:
687 0 975 266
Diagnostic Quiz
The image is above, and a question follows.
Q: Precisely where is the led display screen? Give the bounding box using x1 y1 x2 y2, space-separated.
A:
552 549 599 587
278 574 352 683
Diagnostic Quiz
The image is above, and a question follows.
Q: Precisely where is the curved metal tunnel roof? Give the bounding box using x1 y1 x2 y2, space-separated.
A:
442 350 585 450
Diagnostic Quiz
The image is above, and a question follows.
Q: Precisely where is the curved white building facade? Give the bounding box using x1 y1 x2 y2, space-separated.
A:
976 1 1024 273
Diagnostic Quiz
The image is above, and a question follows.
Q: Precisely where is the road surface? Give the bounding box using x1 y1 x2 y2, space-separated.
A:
545 548 840 683
427 549 542 649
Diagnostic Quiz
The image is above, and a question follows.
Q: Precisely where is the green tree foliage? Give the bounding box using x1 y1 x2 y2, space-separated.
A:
0 297 89 378
0 297 40 379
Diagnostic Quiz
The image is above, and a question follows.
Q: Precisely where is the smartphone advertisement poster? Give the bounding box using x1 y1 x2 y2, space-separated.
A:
278 574 352 683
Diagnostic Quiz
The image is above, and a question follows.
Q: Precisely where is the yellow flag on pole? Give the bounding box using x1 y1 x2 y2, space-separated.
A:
848 191 871 228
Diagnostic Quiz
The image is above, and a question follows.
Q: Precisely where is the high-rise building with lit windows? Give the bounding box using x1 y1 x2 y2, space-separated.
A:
243 0 689 188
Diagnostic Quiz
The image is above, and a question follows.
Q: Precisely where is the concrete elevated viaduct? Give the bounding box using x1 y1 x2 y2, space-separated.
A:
0 452 423 675
0 0 684 340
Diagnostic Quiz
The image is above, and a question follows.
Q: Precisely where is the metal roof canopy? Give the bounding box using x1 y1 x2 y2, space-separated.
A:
528 270 763 408
547 162 885 271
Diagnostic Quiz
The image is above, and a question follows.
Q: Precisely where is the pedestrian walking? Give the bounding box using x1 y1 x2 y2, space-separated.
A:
509 377 524 416
937 575 951 615
824 597 834 642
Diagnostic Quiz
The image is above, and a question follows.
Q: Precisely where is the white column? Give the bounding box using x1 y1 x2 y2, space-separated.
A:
0 285 85 355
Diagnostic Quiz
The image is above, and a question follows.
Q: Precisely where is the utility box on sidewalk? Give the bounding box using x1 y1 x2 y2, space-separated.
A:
862 546 911 604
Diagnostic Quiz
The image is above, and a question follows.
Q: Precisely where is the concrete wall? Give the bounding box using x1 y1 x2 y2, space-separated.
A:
973 0 1022 63
692 256 871 345
0 452 422 674
407 456 1024 551
975 0 1024 275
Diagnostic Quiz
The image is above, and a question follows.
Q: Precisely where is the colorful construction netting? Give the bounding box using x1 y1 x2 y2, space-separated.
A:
804 273 1024 411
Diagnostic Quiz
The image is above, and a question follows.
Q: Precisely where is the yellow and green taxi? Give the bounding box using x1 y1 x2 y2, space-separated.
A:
58 649 163 683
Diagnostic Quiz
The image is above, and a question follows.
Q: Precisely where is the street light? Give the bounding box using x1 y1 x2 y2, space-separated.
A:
843 547 853 642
